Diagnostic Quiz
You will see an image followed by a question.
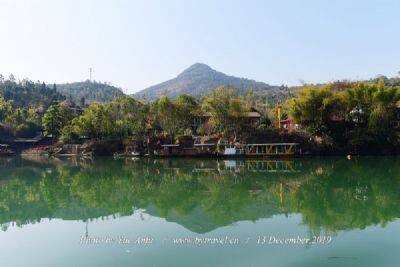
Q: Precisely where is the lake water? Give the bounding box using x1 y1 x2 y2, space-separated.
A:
0 156 399 267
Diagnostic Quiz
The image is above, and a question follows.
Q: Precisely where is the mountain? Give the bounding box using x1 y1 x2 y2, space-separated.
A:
134 63 287 100
56 81 125 104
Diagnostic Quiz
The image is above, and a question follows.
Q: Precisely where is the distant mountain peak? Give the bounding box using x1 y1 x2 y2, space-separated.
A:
177 63 214 77
135 63 282 100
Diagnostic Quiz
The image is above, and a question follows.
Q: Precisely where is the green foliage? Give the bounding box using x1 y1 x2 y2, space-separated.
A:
73 103 106 139
65 97 148 140
290 86 346 136
42 101 77 139
0 95 13 122
174 94 199 130
8 108 40 138
60 125 80 143
1 71 398 155
103 96 149 139
258 113 272 129
42 102 64 137
152 96 184 141
201 87 248 137
290 80 400 153
0 95 41 138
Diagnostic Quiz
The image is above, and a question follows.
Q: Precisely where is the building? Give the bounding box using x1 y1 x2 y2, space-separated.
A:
243 112 262 127
193 111 261 132
280 119 295 129
60 100 84 116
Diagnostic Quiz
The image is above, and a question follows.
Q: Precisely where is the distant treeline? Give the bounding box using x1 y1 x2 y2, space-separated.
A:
0 73 399 155
0 74 65 109
0 74 125 107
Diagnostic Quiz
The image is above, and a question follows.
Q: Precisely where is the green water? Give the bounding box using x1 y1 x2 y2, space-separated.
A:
0 156 399 267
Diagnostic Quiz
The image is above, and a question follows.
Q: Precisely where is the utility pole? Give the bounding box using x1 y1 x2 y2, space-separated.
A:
277 103 282 129
89 68 92 81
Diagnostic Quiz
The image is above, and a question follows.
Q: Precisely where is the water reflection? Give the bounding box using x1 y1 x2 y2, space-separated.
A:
0 156 399 233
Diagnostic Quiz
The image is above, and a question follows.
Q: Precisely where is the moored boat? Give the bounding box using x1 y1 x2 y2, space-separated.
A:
0 144 14 156
21 146 50 156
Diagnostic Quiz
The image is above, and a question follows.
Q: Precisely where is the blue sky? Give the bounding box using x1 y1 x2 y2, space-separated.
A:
0 0 399 93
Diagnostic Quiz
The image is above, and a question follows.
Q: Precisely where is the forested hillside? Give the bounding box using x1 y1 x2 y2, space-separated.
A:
56 80 125 104
0 76 65 109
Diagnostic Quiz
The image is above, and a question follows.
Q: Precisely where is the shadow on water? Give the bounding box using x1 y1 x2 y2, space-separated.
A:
0 156 399 234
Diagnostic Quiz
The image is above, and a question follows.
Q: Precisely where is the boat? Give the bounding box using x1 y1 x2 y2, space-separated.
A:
131 151 141 157
21 146 50 156
0 144 14 156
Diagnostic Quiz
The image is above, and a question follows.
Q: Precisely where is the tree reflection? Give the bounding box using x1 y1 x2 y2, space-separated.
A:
0 157 399 233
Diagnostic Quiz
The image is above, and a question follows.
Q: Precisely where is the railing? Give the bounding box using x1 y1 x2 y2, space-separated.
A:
224 143 300 156
246 143 299 156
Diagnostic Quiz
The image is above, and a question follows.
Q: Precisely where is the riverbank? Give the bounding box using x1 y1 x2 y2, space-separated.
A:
8 134 399 158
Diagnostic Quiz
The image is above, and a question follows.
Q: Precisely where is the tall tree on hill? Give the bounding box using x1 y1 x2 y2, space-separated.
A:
80 97 85 107
8 74 15 83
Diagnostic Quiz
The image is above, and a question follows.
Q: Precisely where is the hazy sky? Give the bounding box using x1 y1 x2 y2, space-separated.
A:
0 0 399 93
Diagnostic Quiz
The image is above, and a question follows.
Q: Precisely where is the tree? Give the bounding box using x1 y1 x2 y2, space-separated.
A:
154 96 182 142
63 97 149 141
4 107 40 138
0 96 13 122
346 81 400 136
72 103 106 139
103 96 149 139
174 94 199 132
346 83 375 127
202 87 247 137
245 89 255 110
229 98 246 137
80 97 85 107
120 97 148 139
291 81 400 153
41 82 46 93
368 84 399 136
42 102 63 137
290 86 346 136
8 74 15 82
